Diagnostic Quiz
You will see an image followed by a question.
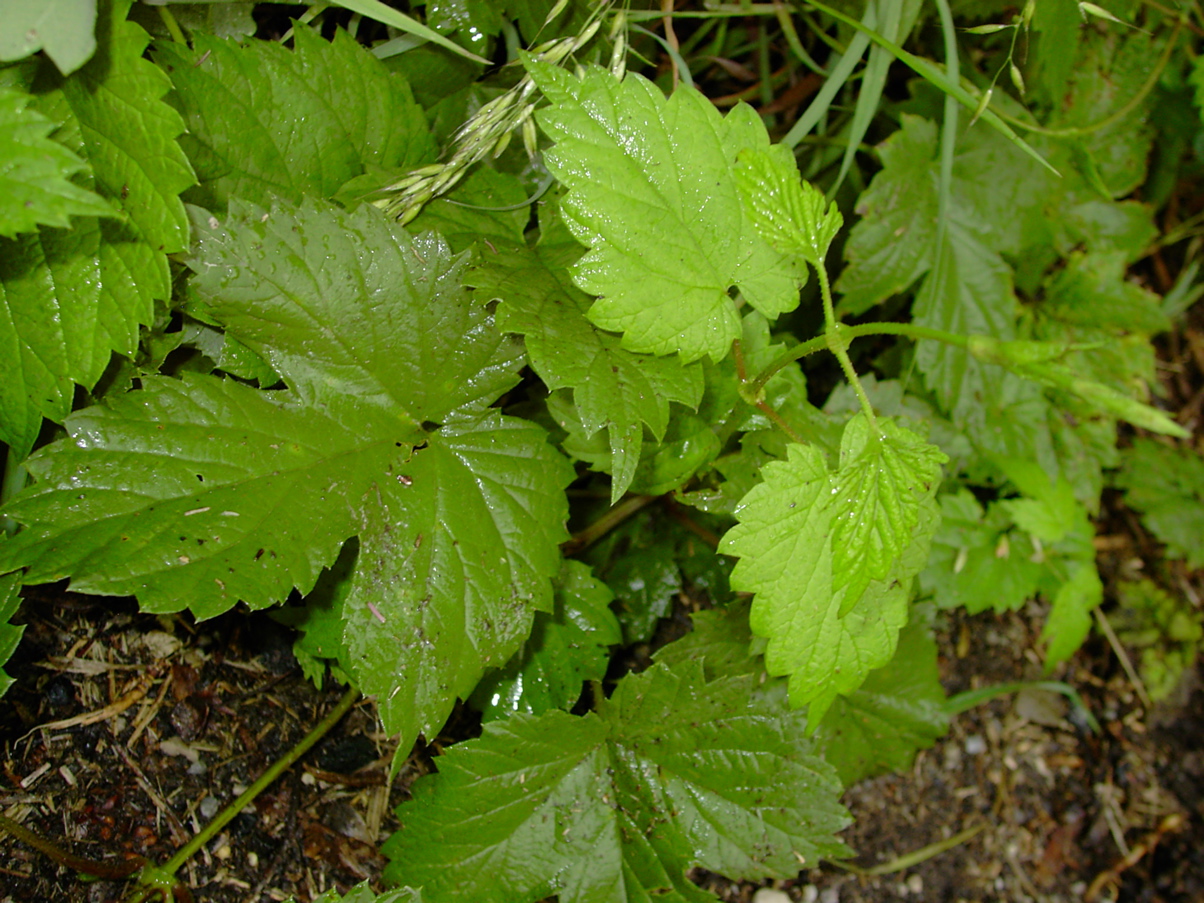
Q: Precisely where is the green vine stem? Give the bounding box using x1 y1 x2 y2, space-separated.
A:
816 262 879 434
748 321 971 397
160 685 359 876
117 684 360 902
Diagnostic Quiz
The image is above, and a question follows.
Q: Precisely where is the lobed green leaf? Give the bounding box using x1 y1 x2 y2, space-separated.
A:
384 660 849 901
158 25 434 211
526 59 804 363
721 415 945 725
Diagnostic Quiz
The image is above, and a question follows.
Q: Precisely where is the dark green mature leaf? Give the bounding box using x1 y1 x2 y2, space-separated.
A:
478 240 704 501
307 882 422 903
1 199 572 747
188 199 523 418
721 415 945 725
0 0 96 75
1051 28 1156 197
384 661 850 902
1042 251 1168 335
343 410 572 744
472 560 621 721
0 85 112 237
526 60 804 362
0 374 403 617
654 599 948 787
1031 0 1080 106
0 571 24 697
1115 439 1204 569
158 25 434 210
0 1 194 458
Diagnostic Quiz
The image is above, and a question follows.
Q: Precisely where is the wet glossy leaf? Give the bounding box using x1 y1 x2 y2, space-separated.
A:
158 25 434 210
472 560 621 721
478 239 703 501
0 2 194 457
383 660 850 901
0 198 572 749
734 145 842 268
526 59 804 363
0 85 112 237
721 415 945 725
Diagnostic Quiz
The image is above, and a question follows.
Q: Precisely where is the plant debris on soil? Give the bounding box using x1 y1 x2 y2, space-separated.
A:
2 282 1203 903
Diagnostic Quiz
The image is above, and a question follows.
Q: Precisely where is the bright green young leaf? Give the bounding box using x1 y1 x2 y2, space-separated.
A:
0 571 25 698
383 661 850 902
157 25 435 210
721 415 945 725
526 59 804 362
472 560 621 721
1115 439 1204 569
829 416 947 615
0 0 96 75
477 239 704 502
0 85 113 237
1042 562 1102 666
734 145 842 268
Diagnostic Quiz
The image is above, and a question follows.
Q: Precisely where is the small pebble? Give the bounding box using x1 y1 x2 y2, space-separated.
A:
907 874 923 894
199 796 220 819
964 735 987 755
801 887 819 903
820 888 840 903
752 890 792 903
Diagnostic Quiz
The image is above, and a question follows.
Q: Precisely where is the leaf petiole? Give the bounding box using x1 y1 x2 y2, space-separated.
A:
747 321 971 396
